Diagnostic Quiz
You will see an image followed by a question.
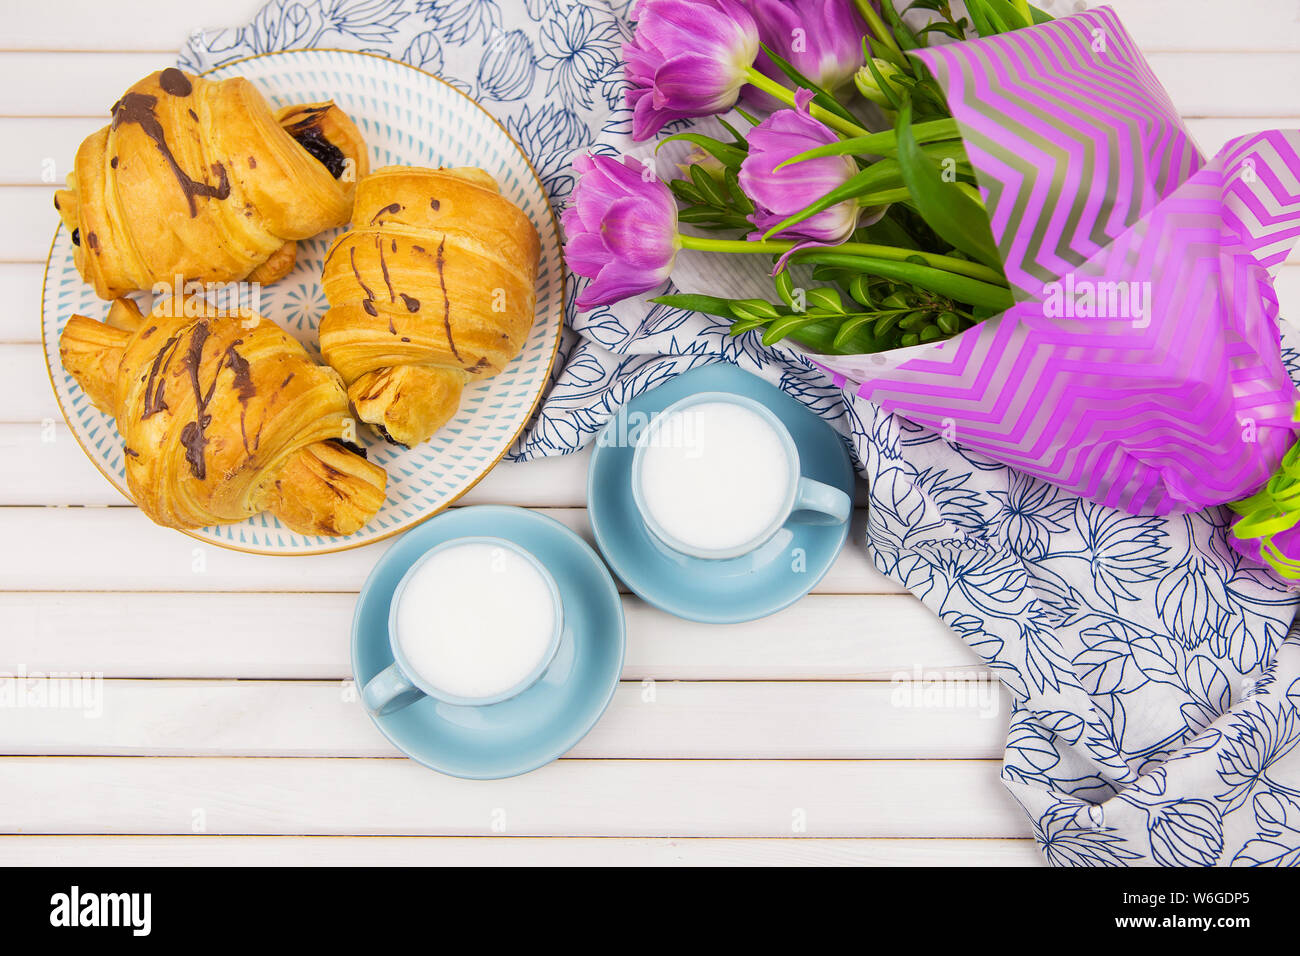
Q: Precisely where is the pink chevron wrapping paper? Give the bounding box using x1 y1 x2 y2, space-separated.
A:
803 7 1300 537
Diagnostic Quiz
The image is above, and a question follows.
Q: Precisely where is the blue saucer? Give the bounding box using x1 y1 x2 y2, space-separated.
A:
588 363 855 624
352 506 625 779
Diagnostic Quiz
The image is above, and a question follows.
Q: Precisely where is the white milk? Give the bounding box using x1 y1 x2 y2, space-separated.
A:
394 542 557 700
638 400 791 553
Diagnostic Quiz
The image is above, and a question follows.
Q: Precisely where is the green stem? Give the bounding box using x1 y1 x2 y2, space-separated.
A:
743 67 869 139
853 0 904 58
677 233 1006 285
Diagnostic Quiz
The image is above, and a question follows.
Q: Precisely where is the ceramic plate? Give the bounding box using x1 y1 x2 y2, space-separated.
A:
40 49 564 555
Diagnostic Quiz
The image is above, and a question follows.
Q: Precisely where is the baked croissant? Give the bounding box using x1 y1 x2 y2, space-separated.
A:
54 67 369 300
319 165 541 446
58 297 387 536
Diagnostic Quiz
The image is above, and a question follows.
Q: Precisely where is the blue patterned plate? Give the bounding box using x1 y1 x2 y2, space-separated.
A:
587 363 855 624
40 49 564 555
352 505 625 779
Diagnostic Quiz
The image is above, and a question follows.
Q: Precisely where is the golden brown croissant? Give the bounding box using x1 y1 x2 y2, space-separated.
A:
58 297 387 536
54 68 370 300
318 165 541 446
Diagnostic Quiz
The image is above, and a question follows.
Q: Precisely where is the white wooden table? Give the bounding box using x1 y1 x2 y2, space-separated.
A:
1 0 1295 867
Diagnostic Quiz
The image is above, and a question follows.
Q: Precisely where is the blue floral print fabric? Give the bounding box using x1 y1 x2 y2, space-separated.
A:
183 0 1300 866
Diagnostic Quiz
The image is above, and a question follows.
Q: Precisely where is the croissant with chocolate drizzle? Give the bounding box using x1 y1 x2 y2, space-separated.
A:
54 68 369 300
58 297 387 536
319 166 541 446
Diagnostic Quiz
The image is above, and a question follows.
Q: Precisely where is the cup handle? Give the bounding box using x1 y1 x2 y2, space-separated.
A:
791 477 852 526
362 663 426 716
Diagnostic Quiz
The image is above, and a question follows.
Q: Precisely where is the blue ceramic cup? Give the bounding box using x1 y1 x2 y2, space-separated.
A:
630 391 853 560
362 536 565 715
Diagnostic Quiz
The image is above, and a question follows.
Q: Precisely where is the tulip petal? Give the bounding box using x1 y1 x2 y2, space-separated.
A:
602 197 679 270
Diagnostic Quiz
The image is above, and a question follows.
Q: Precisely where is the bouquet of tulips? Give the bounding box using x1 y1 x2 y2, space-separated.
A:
562 0 1300 580
567 0 1022 355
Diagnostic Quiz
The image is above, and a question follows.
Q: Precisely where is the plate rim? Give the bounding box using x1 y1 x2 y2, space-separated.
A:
40 47 566 557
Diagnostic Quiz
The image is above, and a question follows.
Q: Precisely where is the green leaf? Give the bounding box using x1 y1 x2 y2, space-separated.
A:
881 0 923 51
650 294 737 318
773 269 796 308
805 287 845 314
777 118 959 167
963 0 997 37
758 43 861 129
689 163 728 207
982 0 1035 30
894 100 1003 271
762 313 825 346
832 313 879 350
655 132 746 169
668 178 705 204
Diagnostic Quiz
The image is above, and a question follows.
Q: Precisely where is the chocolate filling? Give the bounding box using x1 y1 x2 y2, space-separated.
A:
328 438 368 459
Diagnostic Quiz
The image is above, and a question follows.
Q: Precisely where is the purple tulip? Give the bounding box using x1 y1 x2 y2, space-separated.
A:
738 89 860 245
744 0 870 97
624 0 761 141
562 153 681 311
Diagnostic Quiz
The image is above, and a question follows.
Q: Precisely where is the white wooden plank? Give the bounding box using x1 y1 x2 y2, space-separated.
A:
0 117 102 186
3 0 1299 54
0 756 1030 837
0 53 175 115
0 592 970 679
1101 0 1300 52
0 344 58 420
0 186 58 261
0 679 1008 758
0 423 597 506
0 834 1043 865
0 506 901 594
1 50 1297 120
1144 52 1300 118
0 0 266 51
0 264 42 340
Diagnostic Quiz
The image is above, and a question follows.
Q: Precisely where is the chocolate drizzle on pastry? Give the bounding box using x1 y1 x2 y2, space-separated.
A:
175 322 258 479
435 237 462 363
111 92 230 217
224 338 257 454
178 322 215 479
369 203 401 224
159 68 193 97
374 235 399 334
142 332 182 419
350 246 378 317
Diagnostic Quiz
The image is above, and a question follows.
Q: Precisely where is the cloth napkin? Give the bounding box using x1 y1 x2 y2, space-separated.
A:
182 0 1300 865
